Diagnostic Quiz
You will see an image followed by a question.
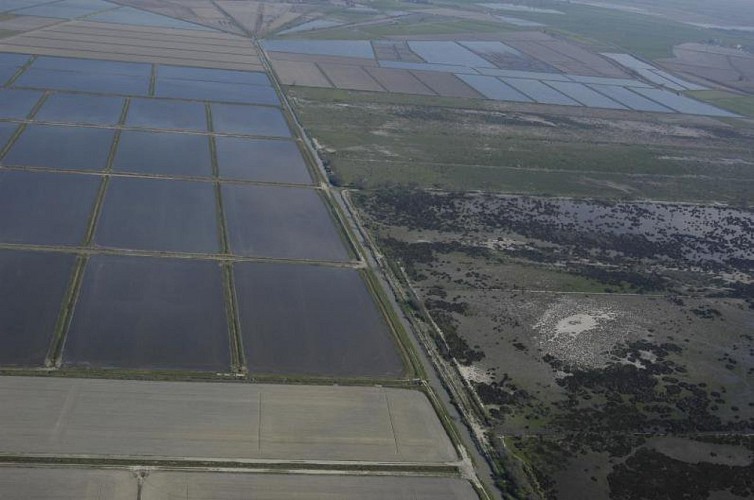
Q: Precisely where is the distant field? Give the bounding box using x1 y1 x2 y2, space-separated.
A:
691 90 754 118
460 2 754 59
285 17 511 40
290 87 754 202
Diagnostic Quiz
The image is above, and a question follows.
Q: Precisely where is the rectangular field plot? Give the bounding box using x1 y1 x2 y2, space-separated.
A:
2 124 115 171
32 56 151 76
126 98 208 131
270 59 332 88
154 66 273 104
211 103 291 137
0 88 42 119
587 85 673 113
12 0 111 19
476 67 571 81
318 63 383 92
501 78 579 105
63 255 230 371
411 70 482 98
0 250 75 366
222 184 350 261
0 377 456 463
113 130 212 177
631 87 738 116
456 74 532 102
234 262 403 377
364 67 435 95
545 81 627 109
0 65 17 85
35 93 125 125
142 472 477 500
216 136 312 184
157 66 270 86
14 68 149 95
95 177 219 253
156 78 280 106
261 40 375 59
0 170 100 246
0 467 136 500
408 41 495 68
0 122 17 149
0 53 31 66
87 6 214 30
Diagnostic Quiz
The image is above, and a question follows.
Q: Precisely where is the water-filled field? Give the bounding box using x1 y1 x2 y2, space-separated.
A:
235 262 404 377
0 251 75 366
63 255 231 371
0 54 401 377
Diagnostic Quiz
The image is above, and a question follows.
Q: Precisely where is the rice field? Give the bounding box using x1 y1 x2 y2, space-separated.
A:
0 53 403 378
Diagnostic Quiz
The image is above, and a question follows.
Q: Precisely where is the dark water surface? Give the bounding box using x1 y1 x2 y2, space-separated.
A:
222 184 349 261
114 130 212 176
64 255 230 371
0 250 76 366
215 136 311 184
95 177 219 253
2 124 115 171
0 170 100 245
235 262 404 377
36 93 125 126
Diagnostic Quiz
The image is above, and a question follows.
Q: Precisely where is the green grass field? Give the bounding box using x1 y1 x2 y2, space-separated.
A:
690 90 754 118
289 87 754 202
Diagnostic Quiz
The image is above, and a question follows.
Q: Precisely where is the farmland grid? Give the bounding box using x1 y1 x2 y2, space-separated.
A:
0 54 408 379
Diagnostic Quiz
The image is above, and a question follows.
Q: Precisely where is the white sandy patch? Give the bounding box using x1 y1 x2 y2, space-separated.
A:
553 312 615 338
457 363 493 384
535 297 642 367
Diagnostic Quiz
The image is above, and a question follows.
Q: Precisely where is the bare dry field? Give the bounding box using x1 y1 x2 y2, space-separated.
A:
0 467 478 500
318 63 384 92
0 20 263 70
271 58 332 87
142 471 478 500
0 377 457 464
0 466 136 499
365 67 436 95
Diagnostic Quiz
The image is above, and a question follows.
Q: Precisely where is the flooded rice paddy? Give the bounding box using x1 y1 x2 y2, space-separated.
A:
3 124 115 171
0 251 75 366
63 255 231 371
222 184 350 261
235 262 404 377
0 88 43 119
0 170 100 246
35 93 125 126
126 98 207 131
113 131 212 177
94 177 220 254
215 137 311 184
0 54 402 376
